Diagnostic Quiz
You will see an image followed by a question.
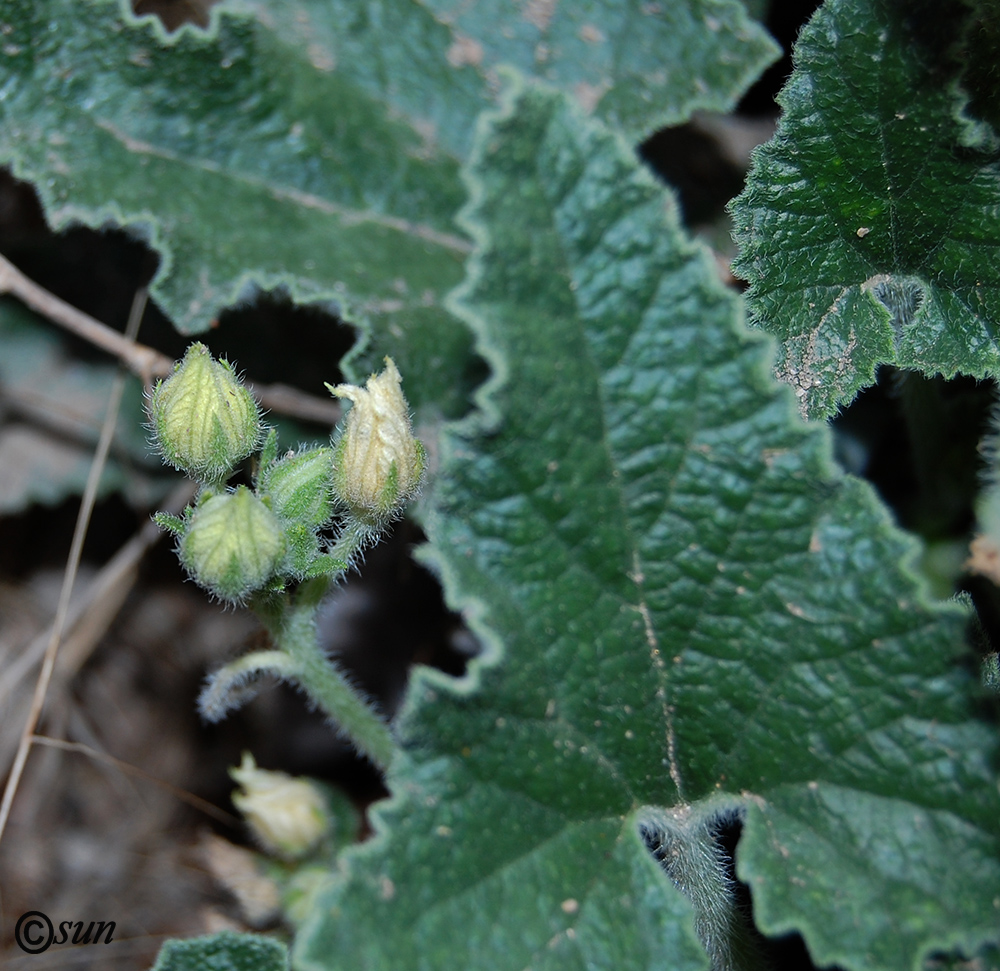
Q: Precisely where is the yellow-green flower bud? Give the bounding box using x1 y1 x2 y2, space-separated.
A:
259 446 334 528
149 342 261 482
230 752 330 859
180 486 284 602
327 358 424 526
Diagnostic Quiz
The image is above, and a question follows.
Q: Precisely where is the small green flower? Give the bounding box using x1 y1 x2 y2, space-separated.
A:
180 486 284 602
149 342 261 482
327 358 424 527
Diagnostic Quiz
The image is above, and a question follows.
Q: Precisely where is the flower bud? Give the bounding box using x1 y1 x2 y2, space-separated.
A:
149 342 261 482
327 358 424 526
230 752 330 859
180 486 284 602
258 446 334 529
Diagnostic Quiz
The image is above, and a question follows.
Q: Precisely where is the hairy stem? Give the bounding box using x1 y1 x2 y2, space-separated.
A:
278 602 395 772
640 806 769 971
234 520 396 769
199 649 303 722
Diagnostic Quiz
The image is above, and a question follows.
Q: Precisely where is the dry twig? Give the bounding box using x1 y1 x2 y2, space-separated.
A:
30 735 239 827
0 288 148 844
0 251 342 425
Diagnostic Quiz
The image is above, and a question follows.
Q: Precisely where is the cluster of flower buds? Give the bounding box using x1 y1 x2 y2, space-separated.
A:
148 345 423 603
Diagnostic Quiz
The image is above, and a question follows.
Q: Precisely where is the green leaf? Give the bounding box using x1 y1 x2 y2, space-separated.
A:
235 0 778 153
0 0 774 351
294 83 1000 971
0 0 470 335
419 0 780 142
150 931 288 971
228 0 488 159
742 785 1000 969
731 0 1000 418
346 305 485 422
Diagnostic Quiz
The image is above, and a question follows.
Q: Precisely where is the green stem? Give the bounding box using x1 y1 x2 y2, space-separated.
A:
199 649 302 721
278 600 396 772
237 518 394 769
640 806 769 971
329 515 374 568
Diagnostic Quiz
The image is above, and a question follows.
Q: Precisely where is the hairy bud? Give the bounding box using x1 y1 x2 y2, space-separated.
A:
258 446 335 529
149 342 261 482
230 752 329 859
327 358 424 526
180 486 284 602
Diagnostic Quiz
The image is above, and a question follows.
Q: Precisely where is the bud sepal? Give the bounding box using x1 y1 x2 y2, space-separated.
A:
258 446 335 529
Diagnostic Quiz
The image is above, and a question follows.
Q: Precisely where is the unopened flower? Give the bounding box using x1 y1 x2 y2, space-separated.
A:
230 752 329 859
327 358 424 526
149 342 261 482
180 486 284 602
258 446 334 529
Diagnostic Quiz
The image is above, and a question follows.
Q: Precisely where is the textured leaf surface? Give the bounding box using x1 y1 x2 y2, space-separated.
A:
0 0 470 335
295 85 1000 971
229 0 487 159
151 930 288 971
731 0 1000 418
419 0 779 142
0 0 775 347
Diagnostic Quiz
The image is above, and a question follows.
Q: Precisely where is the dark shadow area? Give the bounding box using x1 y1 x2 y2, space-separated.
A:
712 813 840 971
0 493 147 580
639 2 825 236
737 0 824 117
831 368 1000 662
0 170 163 362
830 368 992 542
640 810 844 971
208 294 358 394
132 0 214 31
639 124 748 228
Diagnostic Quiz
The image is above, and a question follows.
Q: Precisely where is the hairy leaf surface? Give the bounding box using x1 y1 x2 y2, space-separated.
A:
418 0 779 141
731 0 1000 418
0 0 775 345
151 931 288 971
0 0 470 335
295 85 1000 971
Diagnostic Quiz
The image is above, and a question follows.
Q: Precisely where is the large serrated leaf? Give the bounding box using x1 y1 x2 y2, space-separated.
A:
420 0 779 142
731 0 1000 419
294 84 1000 971
0 0 776 345
0 0 471 335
